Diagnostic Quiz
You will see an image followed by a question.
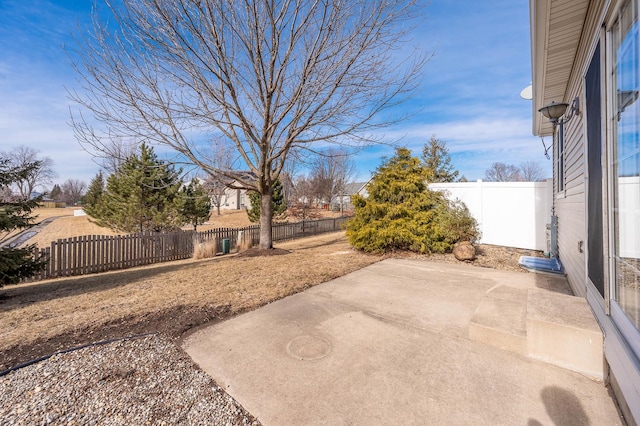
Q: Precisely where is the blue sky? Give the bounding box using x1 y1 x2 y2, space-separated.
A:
0 0 549 189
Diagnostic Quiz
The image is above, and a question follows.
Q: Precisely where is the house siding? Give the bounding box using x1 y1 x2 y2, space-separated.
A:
537 0 640 423
555 94 587 296
554 0 606 297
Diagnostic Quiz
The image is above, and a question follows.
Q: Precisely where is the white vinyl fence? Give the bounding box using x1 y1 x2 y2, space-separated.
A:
429 180 553 251
618 176 640 258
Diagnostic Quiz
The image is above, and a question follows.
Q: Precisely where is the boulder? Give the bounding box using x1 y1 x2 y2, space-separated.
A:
453 241 476 261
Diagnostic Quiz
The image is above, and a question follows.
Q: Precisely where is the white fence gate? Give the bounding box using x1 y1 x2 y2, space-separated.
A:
429 180 553 251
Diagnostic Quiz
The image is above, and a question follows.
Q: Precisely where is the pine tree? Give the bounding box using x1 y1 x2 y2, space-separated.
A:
247 179 287 223
0 159 47 285
49 184 62 202
346 148 477 254
82 171 105 217
422 136 460 183
177 179 211 231
89 144 184 233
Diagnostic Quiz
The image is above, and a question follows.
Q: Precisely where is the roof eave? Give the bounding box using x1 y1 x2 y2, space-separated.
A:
530 0 590 136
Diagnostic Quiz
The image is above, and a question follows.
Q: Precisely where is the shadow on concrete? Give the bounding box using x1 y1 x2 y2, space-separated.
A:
528 386 590 426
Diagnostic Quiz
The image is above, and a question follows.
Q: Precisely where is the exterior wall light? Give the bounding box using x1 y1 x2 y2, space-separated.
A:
538 97 580 129
537 97 580 160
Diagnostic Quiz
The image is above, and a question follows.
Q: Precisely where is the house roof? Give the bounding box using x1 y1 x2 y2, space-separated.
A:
342 181 368 196
530 0 590 136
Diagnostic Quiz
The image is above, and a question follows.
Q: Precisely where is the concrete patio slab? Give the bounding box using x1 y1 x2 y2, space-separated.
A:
183 259 622 425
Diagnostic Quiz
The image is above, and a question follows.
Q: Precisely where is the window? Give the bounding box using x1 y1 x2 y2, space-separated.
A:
611 0 640 334
556 124 565 193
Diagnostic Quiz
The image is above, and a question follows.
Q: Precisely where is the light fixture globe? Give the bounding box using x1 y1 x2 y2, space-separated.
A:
538 101 569 122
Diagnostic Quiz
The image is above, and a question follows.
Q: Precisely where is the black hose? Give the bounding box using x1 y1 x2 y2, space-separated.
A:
0 332 157 377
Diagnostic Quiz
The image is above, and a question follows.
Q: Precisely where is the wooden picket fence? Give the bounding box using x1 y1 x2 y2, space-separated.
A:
27 216 350 282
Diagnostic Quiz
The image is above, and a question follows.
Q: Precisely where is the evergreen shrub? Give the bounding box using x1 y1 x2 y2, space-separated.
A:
346 148 478 254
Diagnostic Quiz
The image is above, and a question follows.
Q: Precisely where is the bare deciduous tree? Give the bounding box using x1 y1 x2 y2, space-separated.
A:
484 162 522 182
519 160 546 182
289 175 321 219
61 179 87 206
202 175 229 216
2 146 56 199
308 148 355 212
69 0 426 249
96 138 138 175
201 140 237 215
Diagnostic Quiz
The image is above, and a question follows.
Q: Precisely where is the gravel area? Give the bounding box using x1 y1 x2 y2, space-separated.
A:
0 335 260 425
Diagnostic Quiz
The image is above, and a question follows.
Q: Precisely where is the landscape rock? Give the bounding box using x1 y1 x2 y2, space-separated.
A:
0 335 260 425
453 241 476 261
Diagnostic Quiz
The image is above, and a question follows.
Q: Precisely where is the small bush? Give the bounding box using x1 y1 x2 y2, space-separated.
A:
346 148 478 254
193 239 218 260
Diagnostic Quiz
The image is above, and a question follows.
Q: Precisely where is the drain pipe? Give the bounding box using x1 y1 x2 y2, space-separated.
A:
550 208 559 259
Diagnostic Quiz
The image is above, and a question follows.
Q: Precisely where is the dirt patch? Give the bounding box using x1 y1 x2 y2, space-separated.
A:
395 243 544 273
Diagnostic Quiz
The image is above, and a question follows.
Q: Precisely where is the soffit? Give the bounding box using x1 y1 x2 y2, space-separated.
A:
530 0 590 136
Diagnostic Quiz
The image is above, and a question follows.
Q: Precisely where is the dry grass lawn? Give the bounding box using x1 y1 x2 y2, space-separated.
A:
27 209 251 249
1 207 76 244
33 207 77 220
28 215 121 248
24 208 344 248
0 232 382 370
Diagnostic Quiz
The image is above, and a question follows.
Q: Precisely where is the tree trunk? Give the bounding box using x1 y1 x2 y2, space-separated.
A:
216 204 221 215
259 190 273 249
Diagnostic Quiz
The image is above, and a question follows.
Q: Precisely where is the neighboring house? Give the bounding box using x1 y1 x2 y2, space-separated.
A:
221 184 250 210
216 172 293 211
331 181 369 211
531 1 640 423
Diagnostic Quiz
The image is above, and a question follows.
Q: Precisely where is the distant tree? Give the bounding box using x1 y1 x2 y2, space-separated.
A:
202 176 228 216
421 136 460 183
288 175 320 220
2 146 57 199
49 184 63 202
346 148 478 253
88 144 184 233
200 140 236 216
177 179 211 231
291 176 315 207
82 171 105 217
61 179 87 206
519 160 546 181
0 158 47 285
247 180 287 223
484 162 522 182
308 148 355 210
96 138 137 175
